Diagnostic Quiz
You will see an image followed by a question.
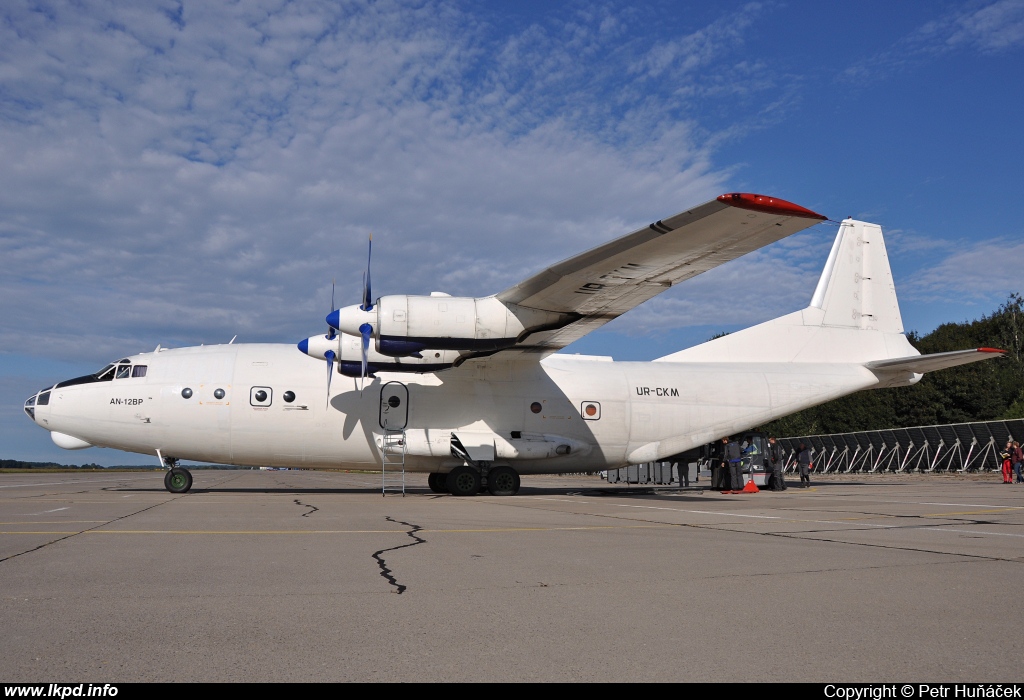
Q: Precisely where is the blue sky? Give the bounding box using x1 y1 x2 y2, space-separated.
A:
2 0 1022 464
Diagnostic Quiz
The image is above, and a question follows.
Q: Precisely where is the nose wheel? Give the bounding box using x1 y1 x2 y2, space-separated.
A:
164 467 193 494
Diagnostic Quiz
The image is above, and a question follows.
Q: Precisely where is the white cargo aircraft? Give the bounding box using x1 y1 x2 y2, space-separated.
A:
24 193 1003 495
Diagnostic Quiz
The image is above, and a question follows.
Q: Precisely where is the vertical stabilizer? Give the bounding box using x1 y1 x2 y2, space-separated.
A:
656 218 916 364
813 220 904 334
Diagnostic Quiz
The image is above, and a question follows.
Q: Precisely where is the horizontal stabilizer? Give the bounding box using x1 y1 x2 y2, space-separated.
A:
867 348 1005 374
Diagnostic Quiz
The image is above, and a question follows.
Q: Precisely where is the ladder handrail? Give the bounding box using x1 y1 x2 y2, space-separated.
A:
380 428 406 496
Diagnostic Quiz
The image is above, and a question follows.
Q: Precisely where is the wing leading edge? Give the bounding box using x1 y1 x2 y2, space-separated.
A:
496 193 827 354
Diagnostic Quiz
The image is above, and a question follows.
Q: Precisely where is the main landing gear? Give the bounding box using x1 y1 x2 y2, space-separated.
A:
434 465 521 497
427 472 448 494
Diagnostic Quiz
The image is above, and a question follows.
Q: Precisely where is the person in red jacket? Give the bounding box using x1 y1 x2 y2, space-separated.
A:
1001 440 1013 484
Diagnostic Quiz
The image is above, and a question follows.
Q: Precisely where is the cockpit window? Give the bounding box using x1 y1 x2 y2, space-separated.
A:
115 364 131 379
36 391 50 406
132 365 148 378
54 362 119 389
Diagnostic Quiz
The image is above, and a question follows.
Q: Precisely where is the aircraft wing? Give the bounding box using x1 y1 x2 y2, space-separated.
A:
867 347 1006 374
496 193 827 353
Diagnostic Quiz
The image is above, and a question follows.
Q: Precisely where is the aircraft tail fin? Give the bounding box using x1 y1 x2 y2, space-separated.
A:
810 219 905 335
656 219 918 365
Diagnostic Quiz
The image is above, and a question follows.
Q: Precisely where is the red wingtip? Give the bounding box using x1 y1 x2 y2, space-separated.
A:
978 347 1007 353
718 193 827 220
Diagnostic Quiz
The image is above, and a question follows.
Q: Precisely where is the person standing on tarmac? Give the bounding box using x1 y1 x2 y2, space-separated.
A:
768 436 787 491
797 443 812 487
725 437 742 492
1013 441 1024 484
715 437 729 490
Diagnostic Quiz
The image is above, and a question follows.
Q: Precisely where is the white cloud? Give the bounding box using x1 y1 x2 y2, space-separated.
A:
841 0 1024 82
947 0 1024 51
1 0 794 366
903 238 1024 303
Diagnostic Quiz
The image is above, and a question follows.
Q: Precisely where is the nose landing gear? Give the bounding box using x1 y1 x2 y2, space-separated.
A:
157 452 193 493
164 467 193 494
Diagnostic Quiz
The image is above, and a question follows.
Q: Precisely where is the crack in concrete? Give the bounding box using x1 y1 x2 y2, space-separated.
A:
481 498 1024 564
371 516 425 594
0 498 177 565
0 471 245 564
293 499 319 518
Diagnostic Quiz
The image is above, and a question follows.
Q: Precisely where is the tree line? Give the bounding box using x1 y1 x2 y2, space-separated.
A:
760 294 1024 437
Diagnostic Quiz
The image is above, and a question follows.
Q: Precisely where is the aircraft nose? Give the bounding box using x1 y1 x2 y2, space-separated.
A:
24 385 53 423
23 393 38 422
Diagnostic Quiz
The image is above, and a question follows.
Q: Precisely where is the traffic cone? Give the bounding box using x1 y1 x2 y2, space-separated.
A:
741 472 760 493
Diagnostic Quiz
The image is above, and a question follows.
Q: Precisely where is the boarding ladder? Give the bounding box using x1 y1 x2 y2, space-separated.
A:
380 428 406 496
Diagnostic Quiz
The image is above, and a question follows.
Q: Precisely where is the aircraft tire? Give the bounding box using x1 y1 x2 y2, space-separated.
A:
445 466 480 497
165 467 193 494
486 466 520 496
427 472 448 494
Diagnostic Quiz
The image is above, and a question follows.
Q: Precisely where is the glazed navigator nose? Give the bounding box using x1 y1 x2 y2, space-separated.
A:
24 386 51 423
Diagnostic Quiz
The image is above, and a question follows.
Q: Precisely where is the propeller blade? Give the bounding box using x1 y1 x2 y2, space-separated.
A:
324 349 335 405
359 322 372 390
326 280 337 340
360 235 373 311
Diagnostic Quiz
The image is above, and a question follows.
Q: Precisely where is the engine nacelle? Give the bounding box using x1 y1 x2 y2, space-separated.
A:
374 295 571 352
297 334 461 374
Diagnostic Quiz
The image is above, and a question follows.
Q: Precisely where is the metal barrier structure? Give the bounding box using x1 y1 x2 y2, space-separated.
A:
605 462 686 485
775 419 1024 474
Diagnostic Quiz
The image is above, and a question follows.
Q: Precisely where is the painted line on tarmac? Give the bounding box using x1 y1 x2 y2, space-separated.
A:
877 500 1024 509
0 523 676 535
0 520 106 525
918 502 1024 508
0 475 159 489
919 508 1022 517
519 496 938 531
923 526 1024 538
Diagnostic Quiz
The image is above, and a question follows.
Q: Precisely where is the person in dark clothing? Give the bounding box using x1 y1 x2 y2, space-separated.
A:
674 460 689 487
714 437 729 490
797 443 812 486
1013 441 1024 484
725 438 742 491
768 437 787 491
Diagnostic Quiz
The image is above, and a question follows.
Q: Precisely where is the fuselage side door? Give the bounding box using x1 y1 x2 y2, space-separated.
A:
379 381 409 431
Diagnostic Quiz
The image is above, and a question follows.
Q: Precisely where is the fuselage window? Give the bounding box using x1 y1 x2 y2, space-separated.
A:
115 364 131 379
131 365 148 378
